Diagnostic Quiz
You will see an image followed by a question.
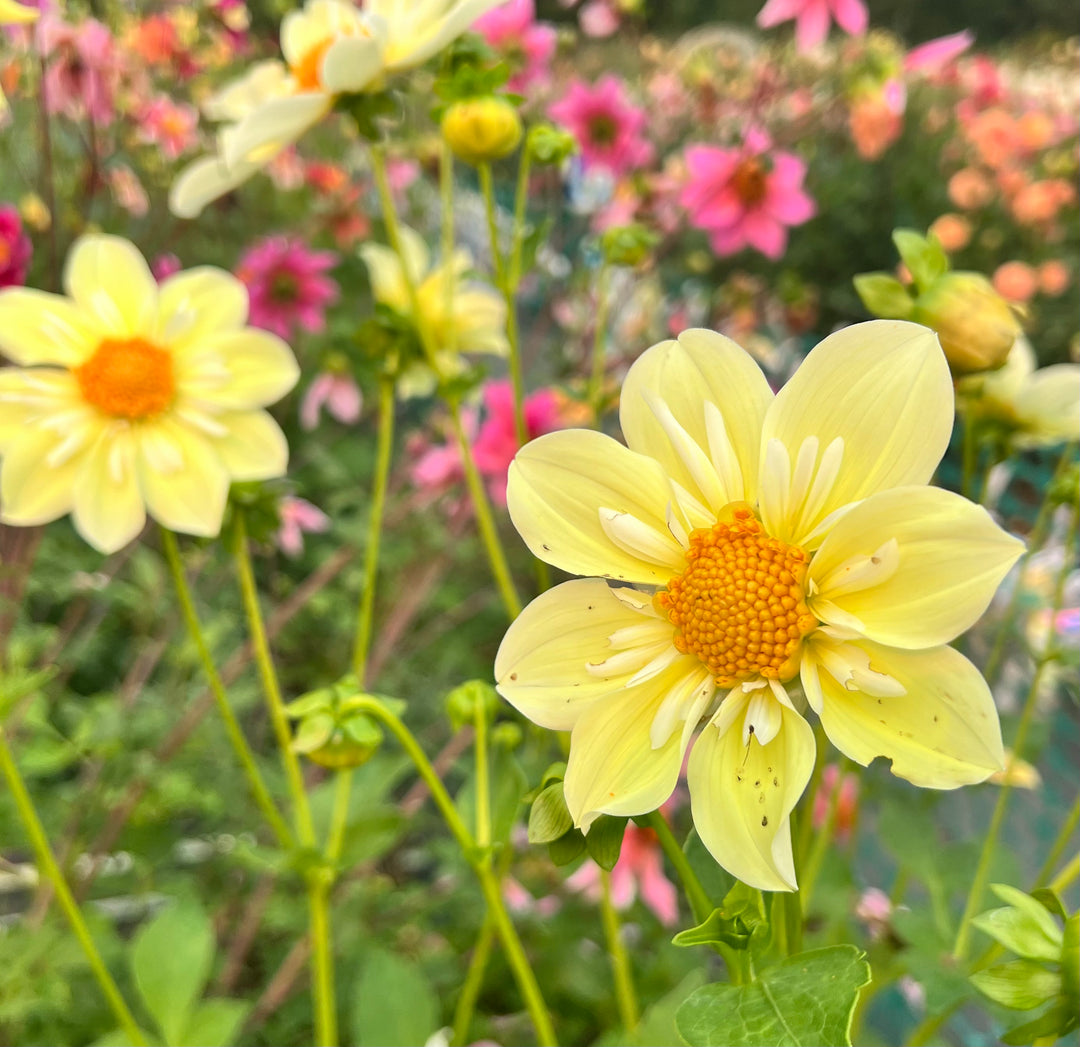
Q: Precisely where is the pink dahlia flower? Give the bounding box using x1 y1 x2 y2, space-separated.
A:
0 205 32 289
548 76 654 177
40 15 119 125
474 0 557 93
756 0 867 52
236 236 340 341
300 371 362 430
680 130 815 260
137 95 199 160
276 497 330 556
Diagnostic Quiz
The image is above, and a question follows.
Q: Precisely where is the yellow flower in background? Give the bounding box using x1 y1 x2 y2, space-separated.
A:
0 0 37 24
0 235 299 553
958 336 1080 448
170 0 503 217
360 224 507 397
496 321 1022 891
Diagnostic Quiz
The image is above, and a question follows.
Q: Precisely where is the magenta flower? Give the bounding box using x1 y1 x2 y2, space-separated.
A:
276 497 331 557
236 236 340 341
0 205 32 289
756 0 867 52
39 15 119 125
137 95 199 160
474 0 556 93
566 825 679 926
548 76 654 176
680 130 815 260
300 371 362 430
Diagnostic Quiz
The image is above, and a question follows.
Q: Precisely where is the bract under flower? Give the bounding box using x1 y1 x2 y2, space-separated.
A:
496 321 1021 891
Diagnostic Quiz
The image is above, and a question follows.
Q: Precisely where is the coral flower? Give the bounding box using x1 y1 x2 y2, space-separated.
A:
548 76 654 177
496 322 1021 891
680 131 815 260
473 0 556 94
236 235 339 340
170 0 502 217
0 235 299 553
756 0 867 52
360 226 508 397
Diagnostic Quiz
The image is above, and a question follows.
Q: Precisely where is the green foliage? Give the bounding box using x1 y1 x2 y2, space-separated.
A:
351 949 439 1047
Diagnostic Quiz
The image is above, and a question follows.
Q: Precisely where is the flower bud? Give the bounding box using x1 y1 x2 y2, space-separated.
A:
287 686 384 769
913 272 1020 374
444 679 500 731
600 224 658 268
526 123 578 166
441 97 522 165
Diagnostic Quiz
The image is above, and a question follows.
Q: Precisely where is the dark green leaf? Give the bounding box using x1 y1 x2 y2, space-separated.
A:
586 815 628 871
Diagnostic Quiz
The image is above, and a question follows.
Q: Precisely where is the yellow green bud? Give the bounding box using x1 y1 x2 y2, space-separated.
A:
913 272 1020 375
441 97 522 166
445 679 500 731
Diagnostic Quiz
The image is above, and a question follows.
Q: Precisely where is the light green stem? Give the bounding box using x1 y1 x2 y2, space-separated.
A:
508 148 532 292
0 728 147 1046
478 162 506 291
347 699 557 1046
1035 799 1079 887
953 506 1078 962
588 263 611 422
452 912 496 1046
961 412 978 500
474 701 492 850
1048 853 1079 895
372 143 522 620
599 868 640 1038
326 769 353 865
800 760 849 910
160 529 292 849
308 876 336 1047
351 378 396 684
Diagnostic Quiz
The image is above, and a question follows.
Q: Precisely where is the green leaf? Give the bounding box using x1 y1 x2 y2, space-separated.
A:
1001 1003 1079 1046
970 960 1060 1011
177 999 250 1047
548 827 586 866
892 228 949 290
852 273 914 319
585 815 628 871
972 904 1061 962
675 945 871 1047
673 886 766 951
351 949 438 1047
528 781 573 844
130 900 215 1046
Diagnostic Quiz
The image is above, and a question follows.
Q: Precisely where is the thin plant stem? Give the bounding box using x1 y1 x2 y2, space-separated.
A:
599 868 640 1038
953 506 1078 962
37 56 60 291
800 760 849 910
1048 853 1079 895
1035 799 1079 887
326 769 353 865
478 162 506 290
348 699 557 1046
351 378 396 684
308 876 337 1047
588 263 611 422
372 144 522 620
452 913 496 1046
474 701 492 849
0 728 147 1046
508 148 532 291
160 529 292 849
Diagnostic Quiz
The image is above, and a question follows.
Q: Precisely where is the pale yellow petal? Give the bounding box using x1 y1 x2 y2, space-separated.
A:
222 94 332 169
496 579 667 730
809 486 1024 648
760 321 952 544
450 287 508 355
0 426 88 526
383 0 503 69
688 694 815 892
507 429 685 584
157 268 249 350
814 640 1004 787
563 663 691 829
204 60 291 123
169 154 264 219
0 289 99 366
0 369 82 449
135 421 229 537
1014 365 1080 445
72 428 146 554
178 329 300 409
321 34 385 93
213 410 289 481
64 235 158 337
619 329 773 511
0 1 39 25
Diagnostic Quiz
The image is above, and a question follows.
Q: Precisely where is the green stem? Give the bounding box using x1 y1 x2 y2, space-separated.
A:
478 162 506 292
508 148 532 292
351 378 396 685
326 769 353 865
231 513 316 847
1035 799 1079 887
600 868 640 1038
0 728 146 1046
309 876 337 1047
452 912 497 1046
588 263 611 422
953 506 1078 962
160 529 292 849
1048 853 1079 895
348 699 556 1045
474 703 492 850
795 722 829 867
800 760 848 910
643 812 711 923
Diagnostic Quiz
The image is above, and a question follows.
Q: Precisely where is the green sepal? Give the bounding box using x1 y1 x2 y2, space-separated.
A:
970 960 1060 1011
852 272 914 319
585 815 628 871
892 228 949 291
528 781 573 844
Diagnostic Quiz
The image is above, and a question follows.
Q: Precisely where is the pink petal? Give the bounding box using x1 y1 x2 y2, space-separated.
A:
300 375 332 431
694 188 746 231
770 152 807 189
742 211 788 259
708 223 749 257
756 0 806 29
828 0 868 36
794 0 830 51
638 851 679 926
765 183 816 224
608 863 637 909
328 378 362 425
904 30 975 72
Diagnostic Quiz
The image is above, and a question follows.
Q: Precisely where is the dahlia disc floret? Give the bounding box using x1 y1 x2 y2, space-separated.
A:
0 235 299 553
496 321 1022 891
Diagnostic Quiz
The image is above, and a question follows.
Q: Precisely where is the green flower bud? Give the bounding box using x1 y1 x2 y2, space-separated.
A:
913 272 1020 375
287 687 384 769
491 721 523 750
441 97 522 165
526 123 578 166
600 224 659 268
444 679 500 731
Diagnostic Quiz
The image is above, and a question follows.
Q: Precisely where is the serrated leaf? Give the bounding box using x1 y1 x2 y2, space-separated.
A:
177 999 250 1047
675 945 871 1047
130 900 215 1046
585 815 627 871
970 960 1060 1011
351 949 438 1047
528 781 573 844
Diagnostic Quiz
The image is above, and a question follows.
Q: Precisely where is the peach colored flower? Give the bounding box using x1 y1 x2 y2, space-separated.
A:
929 214 971 253
1037 260 1070 297
992 261 1038 304
966 108 1021 170
947 167 994 210
849 94 902 161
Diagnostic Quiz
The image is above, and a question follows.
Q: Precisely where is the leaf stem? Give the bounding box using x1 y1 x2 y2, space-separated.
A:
600 868 640 1038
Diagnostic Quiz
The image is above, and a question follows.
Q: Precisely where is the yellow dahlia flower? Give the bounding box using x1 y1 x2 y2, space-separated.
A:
0 0 37 24
360 225 508 397
496 321 1023 892
170 0 503 217
0 235 299 554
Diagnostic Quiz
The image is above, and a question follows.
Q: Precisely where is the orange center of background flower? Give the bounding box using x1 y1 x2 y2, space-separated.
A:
75 337 175 419
658 503 817 688
292 37 334 91
732 159 768 207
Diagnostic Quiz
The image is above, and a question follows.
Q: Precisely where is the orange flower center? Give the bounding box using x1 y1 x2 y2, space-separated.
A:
75 337 175 419
732 158 768 207
657 503 817 688
291 36 334 92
